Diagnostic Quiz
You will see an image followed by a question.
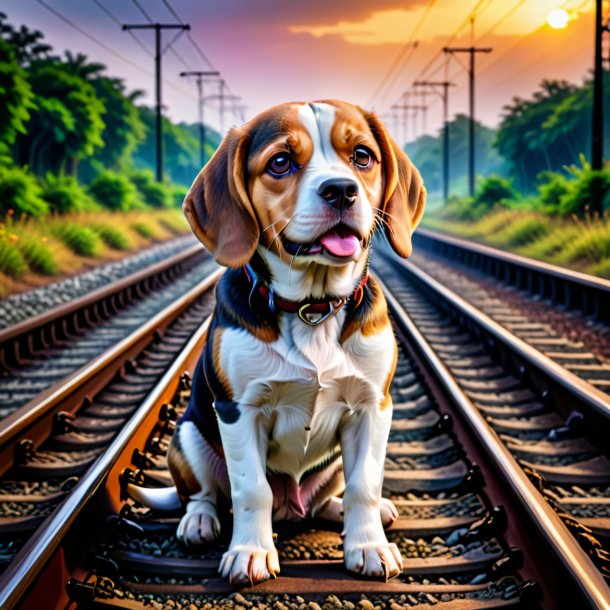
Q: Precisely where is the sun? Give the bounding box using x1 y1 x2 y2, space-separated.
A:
547 8 569 29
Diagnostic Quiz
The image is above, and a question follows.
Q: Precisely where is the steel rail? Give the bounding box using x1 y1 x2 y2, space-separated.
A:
0 304 216 610
378 246 610 422
0 242 204 344
0 267 222 475
415 227 610 293
378 275 610 610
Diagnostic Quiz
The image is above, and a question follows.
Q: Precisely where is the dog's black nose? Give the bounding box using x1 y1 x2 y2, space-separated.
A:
317 178 358 210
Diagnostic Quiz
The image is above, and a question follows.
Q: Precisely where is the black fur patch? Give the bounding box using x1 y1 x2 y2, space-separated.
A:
214 400 241 424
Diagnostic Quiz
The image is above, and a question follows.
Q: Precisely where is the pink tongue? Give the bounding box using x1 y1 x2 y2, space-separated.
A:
319 233 360 257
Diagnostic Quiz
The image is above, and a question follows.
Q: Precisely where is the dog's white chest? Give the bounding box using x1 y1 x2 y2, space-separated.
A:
219 314 393 479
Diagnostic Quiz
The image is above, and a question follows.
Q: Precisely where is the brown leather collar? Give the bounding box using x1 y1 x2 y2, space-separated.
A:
243 263 369 326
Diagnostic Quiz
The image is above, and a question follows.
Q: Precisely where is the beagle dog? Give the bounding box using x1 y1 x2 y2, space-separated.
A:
137 100 425 585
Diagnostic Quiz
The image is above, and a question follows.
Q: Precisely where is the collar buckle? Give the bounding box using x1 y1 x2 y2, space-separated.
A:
297 297 346 326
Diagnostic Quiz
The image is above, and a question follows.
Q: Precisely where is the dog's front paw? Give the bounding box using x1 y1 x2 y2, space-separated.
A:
344 541 403 580
219 545 280 585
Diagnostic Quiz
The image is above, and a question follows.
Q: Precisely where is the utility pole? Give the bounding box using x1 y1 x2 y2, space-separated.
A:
414 81 456 202
123 23 190 182
204 86 240 135
444 46 492 197
391 103 427 148
180 70 220 167
592 0 604 177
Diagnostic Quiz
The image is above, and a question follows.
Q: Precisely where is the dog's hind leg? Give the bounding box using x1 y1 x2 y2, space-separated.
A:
169 422 227 547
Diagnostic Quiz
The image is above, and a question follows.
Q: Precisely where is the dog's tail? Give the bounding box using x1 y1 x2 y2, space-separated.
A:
127 484 181 512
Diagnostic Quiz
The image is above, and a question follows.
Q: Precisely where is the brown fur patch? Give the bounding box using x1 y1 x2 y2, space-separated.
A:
380 340 398 411
167 428 201 503
341 276 391 344
211 327 233 396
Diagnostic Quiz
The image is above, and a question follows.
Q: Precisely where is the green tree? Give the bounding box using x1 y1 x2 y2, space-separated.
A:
0 38 34 162
0 12 51 64
495 80 583 192
20 61 105 175
64 52 146 181
405 115 506 198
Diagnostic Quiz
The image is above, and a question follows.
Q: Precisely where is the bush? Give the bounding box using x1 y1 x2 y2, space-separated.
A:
42 173 98 214
489 216 549 247
52 223 101 256
172 184 188 207
537 171 571 214
129 169 172 209
0 165 49 217
88 170 143 212
558 169 610 216
131 221 158 239
474 175 518 210
0 240 27 277
16 235 58 275
90 223 131 250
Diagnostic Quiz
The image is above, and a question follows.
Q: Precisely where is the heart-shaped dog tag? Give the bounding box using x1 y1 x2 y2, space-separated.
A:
298 298 346 326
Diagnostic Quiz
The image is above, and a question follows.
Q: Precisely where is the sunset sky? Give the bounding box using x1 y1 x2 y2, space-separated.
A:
3 0 606 145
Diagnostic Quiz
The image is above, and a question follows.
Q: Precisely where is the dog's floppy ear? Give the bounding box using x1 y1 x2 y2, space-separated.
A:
183 127 259 267
363 110 426 258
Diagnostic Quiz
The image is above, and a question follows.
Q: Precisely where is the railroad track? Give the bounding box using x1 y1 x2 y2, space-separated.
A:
0 249 221 587
3 263 609 609
411 229 610 390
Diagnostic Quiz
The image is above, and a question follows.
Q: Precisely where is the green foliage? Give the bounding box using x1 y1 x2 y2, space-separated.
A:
0 39 34 160
52 223 101 256
0 165 48 217
536 171 571 213
405 115 507 197
88 170 143 211
474 175 518 208
0 240 27 277
16 235 58 274
23 61 105 175
89 223 131 250
172 184 188 207
129 169 172 209
495 80 580 192
557 160 610 216
131 222 157 239
42 173 98 213
488 216 549 247
133 106 220 186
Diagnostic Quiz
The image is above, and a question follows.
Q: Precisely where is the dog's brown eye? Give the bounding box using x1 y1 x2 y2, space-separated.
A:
267 153 293 177
352 146 373 169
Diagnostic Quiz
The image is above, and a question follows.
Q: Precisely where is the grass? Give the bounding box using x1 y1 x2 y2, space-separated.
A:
51 223 102 257
0 209 191 298
422 207 610 279
131 221 159 239
0 241 27 278
90 223 132 251
16 236 59 275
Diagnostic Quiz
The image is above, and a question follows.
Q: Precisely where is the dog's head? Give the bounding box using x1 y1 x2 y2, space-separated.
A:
183 100 425 269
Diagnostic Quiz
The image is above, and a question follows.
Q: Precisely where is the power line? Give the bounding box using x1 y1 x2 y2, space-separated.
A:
410 0 498 89
366 0 439 107
87 0 194 99
35 0 153 77
159 0 216 69
131 0 194 73
91 0 153 58
159 0 244 124
477 0 582 80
